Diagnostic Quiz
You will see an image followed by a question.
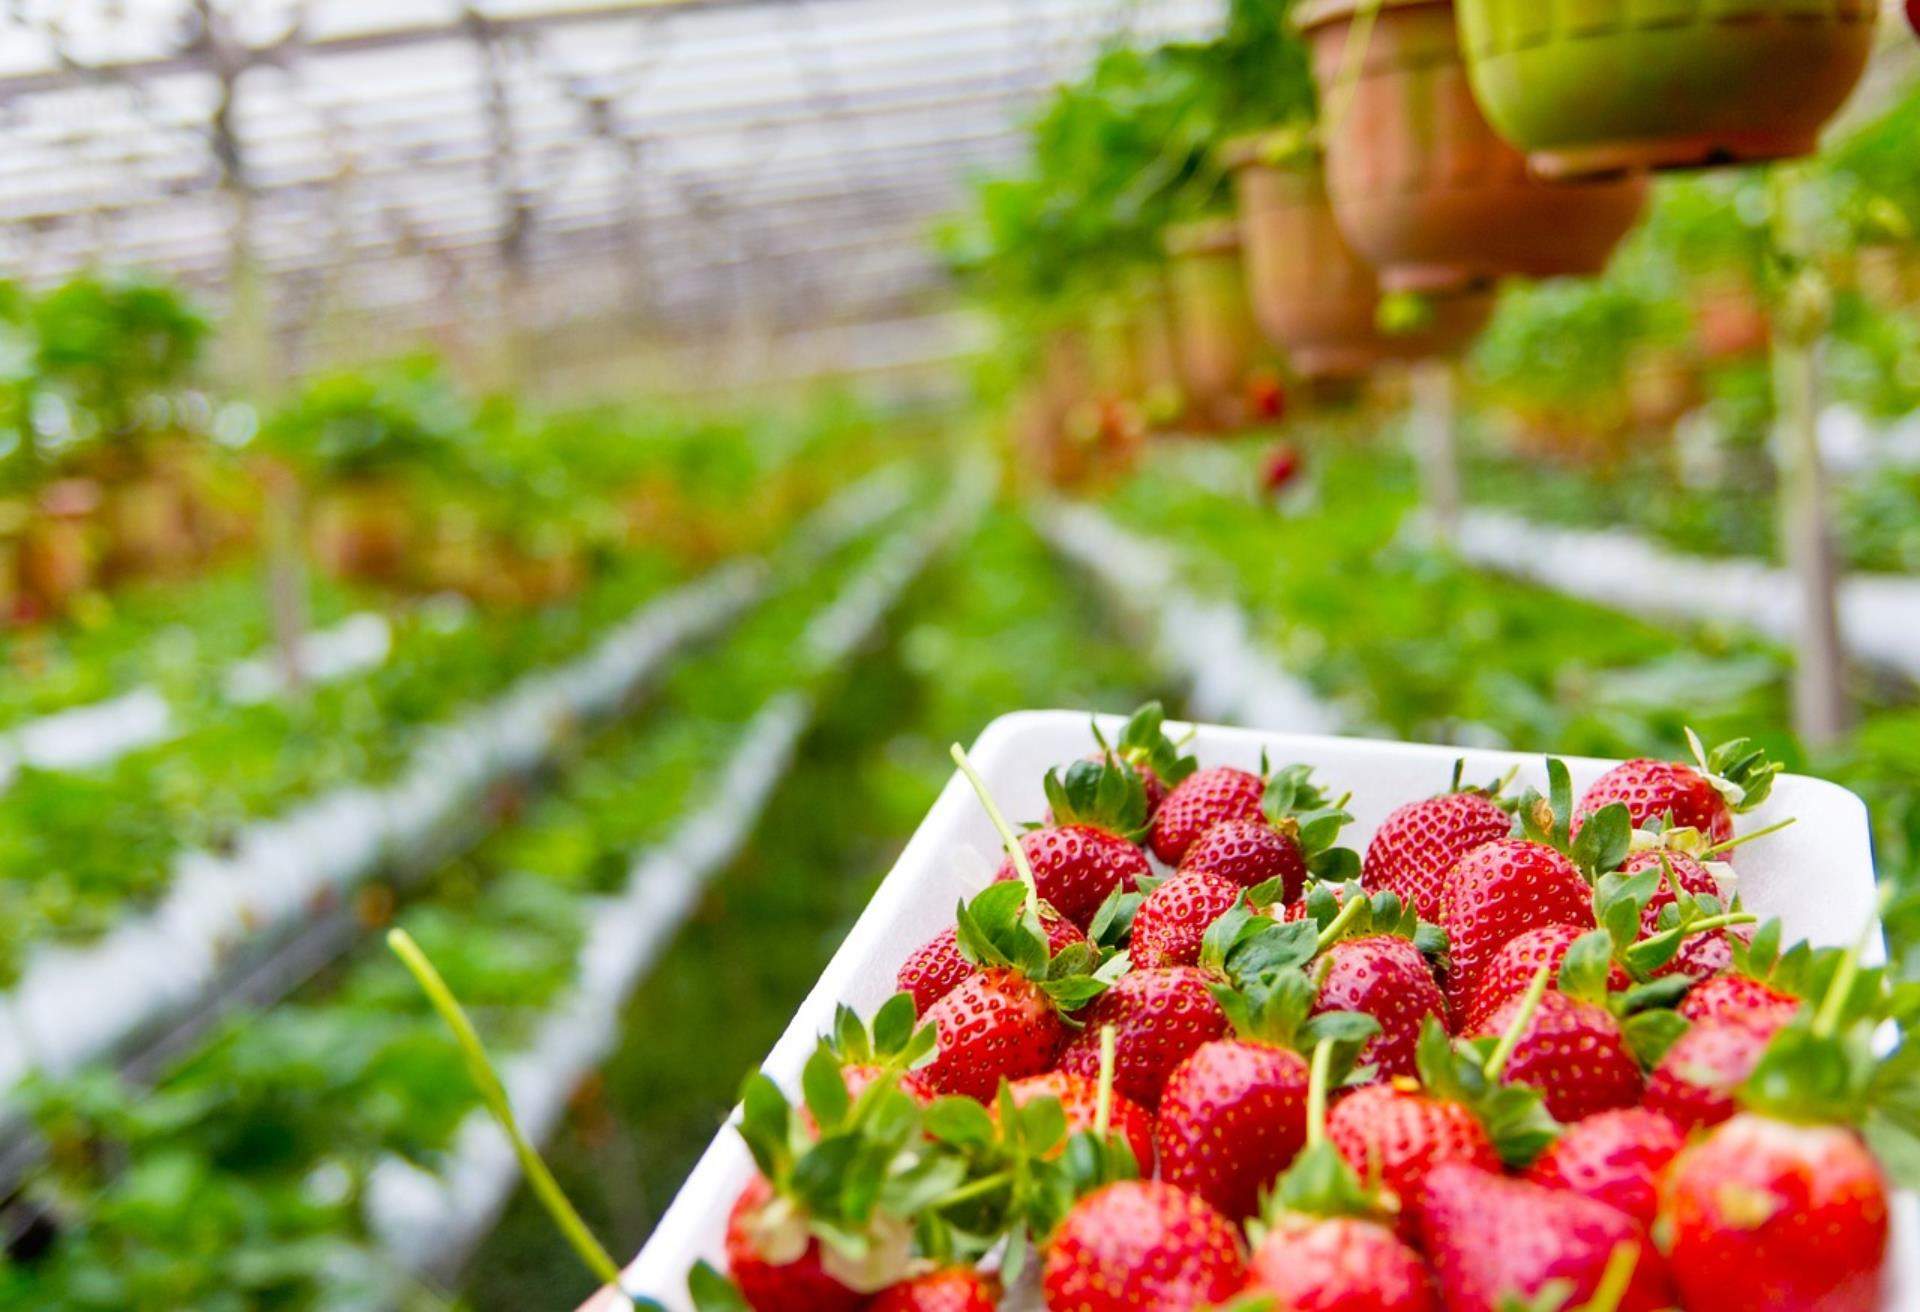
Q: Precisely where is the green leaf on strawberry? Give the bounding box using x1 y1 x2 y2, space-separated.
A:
1103 700 1197 788
1043 756 1149 839
1262 764 1360 882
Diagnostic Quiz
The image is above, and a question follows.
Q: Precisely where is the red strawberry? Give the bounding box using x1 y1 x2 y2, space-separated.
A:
1464 923 1630 1031
1617 847 1746 981
1441 838 1592 1021
1129 871 1246 969
1040 1180 1247 1312
1312 933 1444 1080
1057 966 1228 1110
994 827 1149 929
1326 1081 1499 1234
1679 973 1799 1027
1643 1011 1788 1132
1155 1036 1310 1219
839 1063 937 1108
725 1174 866 1312
1148 766 1265 865
920 968 1067 1102
896 913 1087 1014
1247 1212 1435 1312
1468 988 1643 1123
1418 1163 1675 1312
1574 734 1779 853
1006 1071 1157 1175
871 1268 999 1312
1260 441 1301 496
1661 1115 1890 1312
1525 1107 1683 1228
1178 817 1307 897
1363 787 1512 921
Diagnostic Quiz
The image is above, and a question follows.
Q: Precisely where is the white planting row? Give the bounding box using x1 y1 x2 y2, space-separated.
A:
364 469 987 1280
0 610 396 793
0 467 925 1101
1455 510 1920 684
1034 502 1343 735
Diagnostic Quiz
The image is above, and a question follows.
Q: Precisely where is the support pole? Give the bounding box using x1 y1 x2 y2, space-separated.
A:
1409 359 1460 543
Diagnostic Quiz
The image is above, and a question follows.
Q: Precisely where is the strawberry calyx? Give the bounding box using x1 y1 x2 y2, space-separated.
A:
1519 758 1633 881
953 882 1120 1013
1261 763 1361 882
1042 755 1151 840
1253 1039 1396 1235
1294 879 1450 971
1097 701 1198 791
1198 907 1383 1061
1684 726 1783 815
1446 756 1522 811
824 993 939 1076
1421 971 1562 1168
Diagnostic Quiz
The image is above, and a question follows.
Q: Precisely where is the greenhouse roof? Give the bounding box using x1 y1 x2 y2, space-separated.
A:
0 0 1220 380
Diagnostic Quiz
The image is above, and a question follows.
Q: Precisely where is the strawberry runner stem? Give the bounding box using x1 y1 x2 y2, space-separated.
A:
1094 1024 1117 1142
387 929 630 1301
1700 816 1797 857
1312 894 1369 954
949 742 1040 919
1484 964 1554 1083
1306 1038 1334 1149
1578 1241 1641 1312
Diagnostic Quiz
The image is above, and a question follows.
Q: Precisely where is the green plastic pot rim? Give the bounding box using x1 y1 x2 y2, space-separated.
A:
1219 128 1321 173
1295 0 1447 34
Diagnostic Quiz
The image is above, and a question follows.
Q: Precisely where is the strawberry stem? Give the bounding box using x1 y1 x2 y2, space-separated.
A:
1094 1024 1117 1142
932 1171 1014 1210
1306 1038 1333 1148
1312 894 1369 954
1701 816 1797 857
1577 1241 1641 1312
388 929 629 1296
1484 963 1553 1082
1811 924 1873 1040
949 742 1039 919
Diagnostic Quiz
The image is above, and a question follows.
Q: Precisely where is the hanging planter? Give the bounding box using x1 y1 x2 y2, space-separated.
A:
1454 0 1876 180
1164 219 1262 429
1126 273 1187 428
1222 135 1490 379
1296 0 1647 295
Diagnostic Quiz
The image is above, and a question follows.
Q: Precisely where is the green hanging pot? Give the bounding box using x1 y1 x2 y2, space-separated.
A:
1454 0 1877 180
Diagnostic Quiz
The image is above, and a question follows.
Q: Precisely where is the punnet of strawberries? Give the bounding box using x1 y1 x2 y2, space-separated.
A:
683 706 1920 1312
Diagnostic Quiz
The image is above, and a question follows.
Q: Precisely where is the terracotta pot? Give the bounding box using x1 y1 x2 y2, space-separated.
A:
1297 0 1648 295
1164 219 1261 428
1455 0 1875 180
1122 275 1186 428
310 482 412 584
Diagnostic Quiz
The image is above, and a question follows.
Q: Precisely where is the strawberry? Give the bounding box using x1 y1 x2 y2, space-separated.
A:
1362 765 1514 921
1469 987 1643 1124
990 754 1153 928
1441 837 1593 1020
1129 871 1247 969
1148 765 1265 865
1087 702 1195 821
1642 1011 1787 1132
1175 764 1359 903
1260 440 1302 496
1039 1180 1247 1312
1293 883 1446 1080
920 884 1113 1102
1155 1033 1311 1220
1678 972 1798 1027
725 1174 869 1312
1525 1107 1683 1228
1464 923 1629 1030
871 1268 999 1312
897 911 1088 1014
1242 1038 1436 1312
1056 966 1227 1110
1662 1115 1890 1312
1418 1163 1675 1312
1006 1071 1157 1176
1573 730 1779 853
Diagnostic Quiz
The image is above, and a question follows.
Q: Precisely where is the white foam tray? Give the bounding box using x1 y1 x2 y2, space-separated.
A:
613 711 1918 1311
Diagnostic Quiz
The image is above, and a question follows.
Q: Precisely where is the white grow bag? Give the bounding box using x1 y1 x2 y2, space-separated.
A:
613 711 1920 1311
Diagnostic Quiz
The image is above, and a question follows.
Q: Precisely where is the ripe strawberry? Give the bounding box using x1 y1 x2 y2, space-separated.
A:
1441 837 1592 1020
1525 1107 1683 1228
1325 1082 1499 1233
1057 965 1227 1109
1678 972 1798 1027
1573 732 1779 853
1129 871 1246 969
1040 1180 1247 1312
1177 817 1305 895
921 968 1066 1102
1260 440 1302 496
726 1174 867 1312
1247 1213 1435 1312
1643 1011 1787 1131
1363 778 1513 921
1149 765 1265 865
1156 1035 1310 1220
871 1267 999 1312
1418 1163 1675 1312
839 1063 937 1108
1468 988 1643 1123
1311 931 1444 1080
1005 1071 1157 1175
1615 846 1751 982
896 912 1087 1014
1662 1115 1890 1312
994 757 1152 928
1464 923 1630 1031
